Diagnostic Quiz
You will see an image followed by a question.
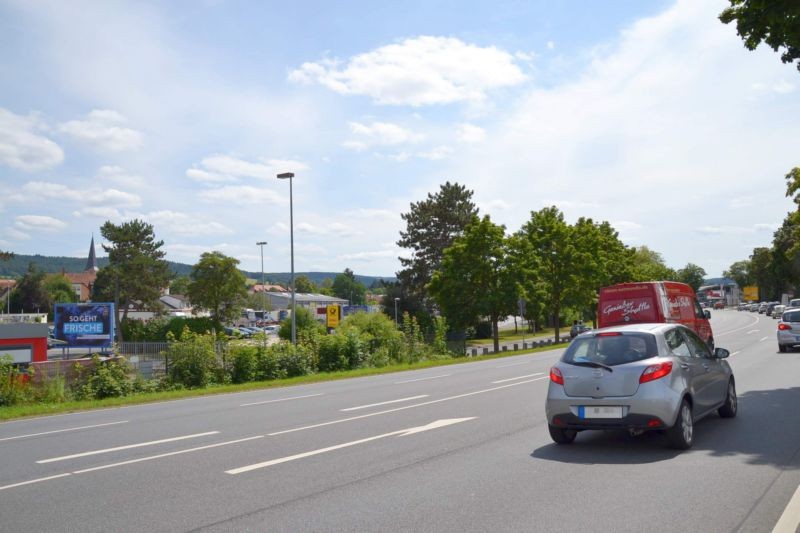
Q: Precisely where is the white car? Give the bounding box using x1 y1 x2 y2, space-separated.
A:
772 305 785 319
777 308 800 352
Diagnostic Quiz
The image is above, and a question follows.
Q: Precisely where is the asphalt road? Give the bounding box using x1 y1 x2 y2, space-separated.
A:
1 310 798 532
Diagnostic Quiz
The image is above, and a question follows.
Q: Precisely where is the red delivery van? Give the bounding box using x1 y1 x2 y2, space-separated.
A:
597 281 714 349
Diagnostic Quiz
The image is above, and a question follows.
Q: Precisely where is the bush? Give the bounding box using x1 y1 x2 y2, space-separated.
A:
165 330 223 388
72 355 133 400
317 334 348 372
0 355 32 406
272 342 315 378
122 316 221 341
230 345 258 384
278 307 325 341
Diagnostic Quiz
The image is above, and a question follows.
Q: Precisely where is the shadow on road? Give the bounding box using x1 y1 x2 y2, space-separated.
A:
530 386 800 468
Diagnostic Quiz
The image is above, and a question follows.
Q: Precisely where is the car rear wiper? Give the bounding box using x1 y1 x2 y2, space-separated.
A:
570 360 614 372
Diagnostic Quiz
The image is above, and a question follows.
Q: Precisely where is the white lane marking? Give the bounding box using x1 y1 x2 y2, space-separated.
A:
228 418 476 474
0 420 129 443
36 431 219 464
0 473 71 492
717 315 760 337
491 373 544 384
73 436 263 474
730 351 740 357
394 374 451 384
269 377 545 436
760 336 769 342
772 483 800 533
340 395 429 412
240 393 323 407
495 361 529 368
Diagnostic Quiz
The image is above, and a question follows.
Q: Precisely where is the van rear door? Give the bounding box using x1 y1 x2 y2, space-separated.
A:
598 284 659 328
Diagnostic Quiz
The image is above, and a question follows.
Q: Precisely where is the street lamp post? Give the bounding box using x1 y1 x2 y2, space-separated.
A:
256 241 267 346
277 172 296 344
394 297 400 327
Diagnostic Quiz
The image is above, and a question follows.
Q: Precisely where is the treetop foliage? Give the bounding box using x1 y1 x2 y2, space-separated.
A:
719 0 800 72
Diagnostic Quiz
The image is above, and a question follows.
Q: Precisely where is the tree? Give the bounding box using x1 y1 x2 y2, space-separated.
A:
170 276 191 295
629 246 677 281
294 275 317 294
42 273 77 312
332 268 366 304
396 182 479 325
676 263 707 292
750 247 779 299
9 263 47 313
429 216 518 352
0 250 13 262
98 219 173 341
516 207 578 342
720 1 800 72
187 251 248 324
723 260 753 289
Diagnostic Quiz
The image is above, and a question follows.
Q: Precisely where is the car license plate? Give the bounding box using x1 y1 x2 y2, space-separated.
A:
579 406 623 419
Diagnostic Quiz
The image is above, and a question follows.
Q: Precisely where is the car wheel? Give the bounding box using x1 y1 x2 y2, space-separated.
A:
548 424 577 444
779 344 787 353
666 399 693 450
718 380 737 418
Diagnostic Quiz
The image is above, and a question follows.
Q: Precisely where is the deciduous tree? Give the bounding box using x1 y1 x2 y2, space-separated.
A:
429 215 518 352
332 268 366 304
187 251 248 324
720 1 800 72
677 263 707 292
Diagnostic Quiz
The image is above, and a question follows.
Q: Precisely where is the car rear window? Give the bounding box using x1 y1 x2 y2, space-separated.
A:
562 333 658 366
783 311 800 323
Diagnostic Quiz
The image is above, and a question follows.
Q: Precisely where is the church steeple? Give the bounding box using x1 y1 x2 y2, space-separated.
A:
85 235 98 272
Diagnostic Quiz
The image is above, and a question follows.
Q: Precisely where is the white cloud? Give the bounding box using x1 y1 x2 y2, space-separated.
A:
290 36 526 106
78 206 123 219
197 185 286 205
59 109 143 151
337 249 399 262
186 155 308 183
0 108 64 172
14 214 66 232
457 123 487 143
4 227 30 240
141 210 234 236
417 145 454 160
97 165 145 187
773 80 795 94
479 199 511 211
22 181 141 208
344 121 424 150
546 41 555 50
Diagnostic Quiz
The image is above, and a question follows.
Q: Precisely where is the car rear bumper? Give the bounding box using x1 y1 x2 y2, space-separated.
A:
777 331 800 346
548 412 668 430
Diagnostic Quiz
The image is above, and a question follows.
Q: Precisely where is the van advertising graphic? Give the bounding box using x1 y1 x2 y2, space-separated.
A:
54 303 115 348
602 299 654 321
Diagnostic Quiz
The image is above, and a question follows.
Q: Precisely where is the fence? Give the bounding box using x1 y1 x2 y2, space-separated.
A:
117 341 229 379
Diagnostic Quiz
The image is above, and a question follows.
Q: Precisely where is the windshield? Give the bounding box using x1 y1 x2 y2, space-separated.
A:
562 333 658 366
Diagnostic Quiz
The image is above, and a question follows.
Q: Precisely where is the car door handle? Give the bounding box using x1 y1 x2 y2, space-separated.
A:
679 363 690 370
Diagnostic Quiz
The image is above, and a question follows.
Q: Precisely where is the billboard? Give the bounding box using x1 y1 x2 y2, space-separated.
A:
743 286 759 302
54 303 115 348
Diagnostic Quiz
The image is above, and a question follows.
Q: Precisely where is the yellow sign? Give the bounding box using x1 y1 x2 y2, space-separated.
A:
743 286 759 302
326 305 340 328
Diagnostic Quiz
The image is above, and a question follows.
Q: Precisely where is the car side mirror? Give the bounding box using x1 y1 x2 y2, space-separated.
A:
703 310 711 319
714 347 730 359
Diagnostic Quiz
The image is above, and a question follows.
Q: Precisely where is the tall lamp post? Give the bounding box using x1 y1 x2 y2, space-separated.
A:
277 172 296 344
394 297 400 327
256 241 267 334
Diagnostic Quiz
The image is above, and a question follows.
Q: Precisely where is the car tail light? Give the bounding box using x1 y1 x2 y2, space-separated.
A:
647 418 662 428
639 362 673 384
778 323 792 331
550 367 564 385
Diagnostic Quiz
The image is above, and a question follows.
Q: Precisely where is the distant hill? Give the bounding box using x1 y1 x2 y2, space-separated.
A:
0 254 396 288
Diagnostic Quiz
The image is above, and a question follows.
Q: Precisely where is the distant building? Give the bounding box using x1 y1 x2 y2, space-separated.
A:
64 237 99 302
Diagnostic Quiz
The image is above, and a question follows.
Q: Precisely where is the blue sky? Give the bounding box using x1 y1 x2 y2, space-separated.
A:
0 0 797 278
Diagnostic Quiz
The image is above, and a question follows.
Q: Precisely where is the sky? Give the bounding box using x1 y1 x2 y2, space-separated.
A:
0 0 797 278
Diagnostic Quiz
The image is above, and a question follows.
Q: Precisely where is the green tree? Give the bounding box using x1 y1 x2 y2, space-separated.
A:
170 275 191 295
278 307 325 340
723 259 753 289
0 250 14 262
430 216 519 352
9 262 47 313
629 246 678 281
676 263 707 292
294 275 317 294
97 219 173 341
187 251 248 324
516 207 578 342
750 247 779 299
719 1 800 72
332 268 366 304
396 182 479 325
42 273 77 312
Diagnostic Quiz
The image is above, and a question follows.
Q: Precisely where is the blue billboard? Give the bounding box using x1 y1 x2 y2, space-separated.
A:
54 303 115 348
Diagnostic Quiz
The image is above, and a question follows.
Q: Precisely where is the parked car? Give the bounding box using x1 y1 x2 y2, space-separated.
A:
597 281 714 349
545 323 736 449
713 301 725 309
758 302 768 314
569 322 591 339
748 303 759 312
772 305 786 319
777 308 800 352
789 299 800 308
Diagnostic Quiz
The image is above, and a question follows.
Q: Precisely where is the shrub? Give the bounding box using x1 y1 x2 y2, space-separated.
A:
272 342 315 377
72 355 133 400
230 345 258 384
278 307 325 341
0 355 32 406
122 316 221 341
165 329 222 388
317 334 348 372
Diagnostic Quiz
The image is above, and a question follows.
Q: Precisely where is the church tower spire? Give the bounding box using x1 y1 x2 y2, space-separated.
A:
85 235 98 272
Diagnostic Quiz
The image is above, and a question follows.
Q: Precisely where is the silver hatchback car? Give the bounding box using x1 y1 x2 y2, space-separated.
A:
545 323 736 449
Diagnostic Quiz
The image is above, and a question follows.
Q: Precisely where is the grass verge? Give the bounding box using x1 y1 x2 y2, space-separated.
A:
0 343 564 422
